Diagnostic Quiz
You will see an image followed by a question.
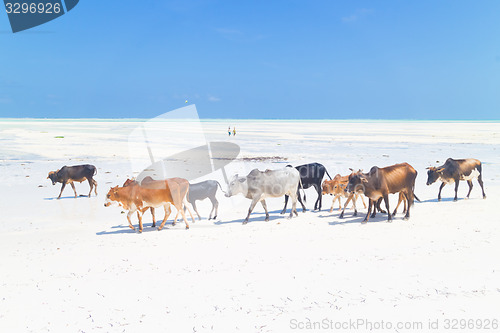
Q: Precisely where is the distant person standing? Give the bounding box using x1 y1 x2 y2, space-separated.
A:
233 127 236 136
228 126 231 136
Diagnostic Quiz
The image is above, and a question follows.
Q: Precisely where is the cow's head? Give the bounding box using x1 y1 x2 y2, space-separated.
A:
346 170 367 193
426 167 444 185
225 174 247 197
122 178 137 187
47 170 59 185
321 180 335 195
104 186 120 207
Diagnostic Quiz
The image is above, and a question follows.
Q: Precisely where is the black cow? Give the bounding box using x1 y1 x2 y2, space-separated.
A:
47 164 97 199
281 162 332 213
426 158 486 201
185 180 225 220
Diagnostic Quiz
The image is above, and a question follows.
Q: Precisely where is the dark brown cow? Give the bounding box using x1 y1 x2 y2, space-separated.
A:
47 164 97 199
346 163 418 223
426 158 486 201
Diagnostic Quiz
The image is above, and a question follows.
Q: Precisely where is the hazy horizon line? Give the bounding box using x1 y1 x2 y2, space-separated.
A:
0 117 499 122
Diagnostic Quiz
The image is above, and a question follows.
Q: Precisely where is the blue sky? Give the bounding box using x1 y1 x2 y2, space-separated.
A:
1 0 500 119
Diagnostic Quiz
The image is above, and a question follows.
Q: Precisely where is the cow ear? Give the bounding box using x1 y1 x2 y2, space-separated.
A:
238 178 246 183
360 176 368 183
349 168 354 171
436 167 445 173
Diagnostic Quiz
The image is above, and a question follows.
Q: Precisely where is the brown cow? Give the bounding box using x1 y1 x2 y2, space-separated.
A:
104 177 194 232
345 163 418 223
426 158 486 201
122 178 158 227
121 177 196 228
322 174 367 213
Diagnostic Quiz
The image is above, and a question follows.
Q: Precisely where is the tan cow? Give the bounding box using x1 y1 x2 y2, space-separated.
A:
322 174 367 213
105 177 195 232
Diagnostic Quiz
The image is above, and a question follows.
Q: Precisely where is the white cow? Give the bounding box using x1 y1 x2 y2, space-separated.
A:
226 166 302 224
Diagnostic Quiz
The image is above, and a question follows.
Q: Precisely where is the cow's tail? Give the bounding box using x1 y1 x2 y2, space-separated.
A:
324 167 333 180
407 184 416 207
413 193 421 202
216 181 227 195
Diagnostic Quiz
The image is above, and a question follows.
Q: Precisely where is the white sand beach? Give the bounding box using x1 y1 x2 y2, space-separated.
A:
0 119 499 332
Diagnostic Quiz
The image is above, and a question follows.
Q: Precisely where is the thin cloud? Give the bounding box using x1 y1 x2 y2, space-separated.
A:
341 8 373 23
208 95 221 102
214 27 266 42
215 28 242 35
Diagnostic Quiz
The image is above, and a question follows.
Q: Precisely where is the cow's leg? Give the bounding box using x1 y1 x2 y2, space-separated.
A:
93 179 98 195
329 195 337 213
360 194 367 209
313 183 321 210
351 194 357 213
126 211 135 230
466 180 473 198
362 199 372 223
280 195 289 214
404 192 411 220
478 174 486 199
209 197 219 220
289 193 299 218
383 194 392 222
58 181 68 199
392 192 404 217
261 200 270 221
87 178 93 197
376 197 386 214
183 198 196 224
175 203 191 229
296 189 306 212
340 193 354 218
453 180 459 201
371 198 381 218
403 192 408 214
69 182 78 198
244 198 260 224
137 211 144 233
437 182 446 201
150 207 156 227
158 205 172 230
189 200 202 220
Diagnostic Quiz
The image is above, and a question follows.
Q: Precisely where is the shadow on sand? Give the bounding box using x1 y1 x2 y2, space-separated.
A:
44 195 93 201
418 197 465 203
214 209 295 225
96 222 190 235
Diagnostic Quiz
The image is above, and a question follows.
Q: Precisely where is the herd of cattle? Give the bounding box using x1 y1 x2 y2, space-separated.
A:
46 158 487 232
